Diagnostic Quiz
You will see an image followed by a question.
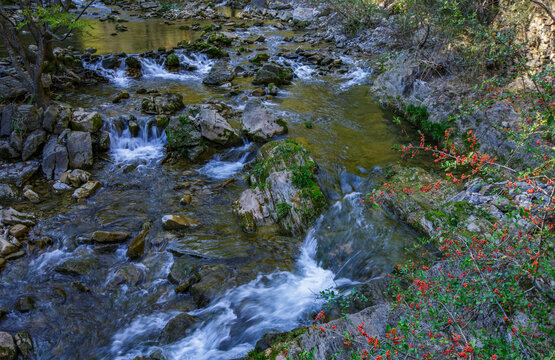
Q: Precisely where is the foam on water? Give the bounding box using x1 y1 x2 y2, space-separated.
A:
109 122 167 164
199 141 254 180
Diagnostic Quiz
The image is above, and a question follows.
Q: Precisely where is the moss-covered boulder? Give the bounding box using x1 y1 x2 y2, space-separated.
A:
165 53 180 69
141 93 184 115
253 63 293 86
179 40 229 59
233 139 326 235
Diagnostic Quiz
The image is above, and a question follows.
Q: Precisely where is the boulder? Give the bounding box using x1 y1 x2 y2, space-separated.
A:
189 264 239 306
91 231 130 243
165 54 180 69
23 189 40 203
0 208 36 226
70 109 103 133
195 108 239 145
159 313 199 344
240 99 287 142
233 140 326 235
125 56 142 78
165 115 204 160
0 332 16 360
9 224 29 238
161 215 200 230
0 161 40 187
202 60 235 86
101 55 121 69
21 129 47 160
43 104 71 134
108 265 145 287
13 105 42 133
112 90 130 104
252 63 293 86
292 7 318 23
0 76 26 100
141 93 184 115
127 229 148 259
93 130 111 152
42 137 69 179
72 181 102 199
67 131 93 169
9 131 23 152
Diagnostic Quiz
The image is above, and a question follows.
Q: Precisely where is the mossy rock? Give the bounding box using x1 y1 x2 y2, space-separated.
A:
166 53 180 68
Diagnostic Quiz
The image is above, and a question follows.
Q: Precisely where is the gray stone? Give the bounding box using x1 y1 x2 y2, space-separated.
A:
0 161 40 187
43 104 71 134
70 109 103 133
21 129 46 160
141 93 184 115
55 256 99 276
23 189 40 203
165 116 202 152
13 105 42 134
0 237 18 257
252 63 293 86
52 181 72 192
10 131 23 151
292 7 318 22
67 131 93 169
0 331 16 360
195 108 239 145
42 137 69 180
159 313 199 344
0 76 26 100
1 104 15 137
14 332 33 358
240 99 287 142
202 60 236 86
0 184 18 201
161 215 200 230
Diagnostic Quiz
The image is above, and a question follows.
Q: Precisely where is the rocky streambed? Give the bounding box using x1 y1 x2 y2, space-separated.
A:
0 3 423 360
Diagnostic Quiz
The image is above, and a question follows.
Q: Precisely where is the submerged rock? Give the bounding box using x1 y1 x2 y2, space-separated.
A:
0 237 18 257
233 140 326 234
0 161 40 188
158 313 199 344
91 231 130 243
1 208 36 226
126 229 149 259
72 180 102 199
14 331 34 358
162 215 200 230
240 99 287 142
55 256 99 276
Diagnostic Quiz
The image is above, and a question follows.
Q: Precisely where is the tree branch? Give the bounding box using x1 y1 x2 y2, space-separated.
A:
530 0 555 22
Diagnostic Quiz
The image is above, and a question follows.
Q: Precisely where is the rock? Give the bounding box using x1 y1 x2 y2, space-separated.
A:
23 189 39 202
159 313 199 344
202 60 235 86
14 332 34 358
43 104 71 134
5 250 25 261
161 215 200 230
0 140 19 160
168 257 197 284
15 296 35 312
93 130 111 152
70 109 103 133
166 53 180 69
0 76 26 101
128 120 140 137
112 90 130 103
292 7 318 23
233 140 326 234
91 231 130 243
240 99 287 142
1 104 15 137
67 131 93 169
0 184 18 201
195 108 240 145
251 53 270 65
142 93 184 115
125 56 142 78
253 63 293 86
13 105 42 133
9 224 29 238
21 129 47 160
55 256 98 276
189 264 239 306
1 208 36 226
72 180 102 199
0 161 40 187
67 169 91 186
0 259 6 272
252 87 266 97
108 264 145 287
101 55 121 69
41 137 69 180
52 181 72 192
127 229 148 259
0 332 16 360
0 237 18 256
165 115 203 157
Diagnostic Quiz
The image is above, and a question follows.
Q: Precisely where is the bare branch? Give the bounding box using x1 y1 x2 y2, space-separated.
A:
530 0 555 22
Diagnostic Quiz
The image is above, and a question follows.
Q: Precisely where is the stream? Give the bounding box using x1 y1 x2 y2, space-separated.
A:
0 5 417 360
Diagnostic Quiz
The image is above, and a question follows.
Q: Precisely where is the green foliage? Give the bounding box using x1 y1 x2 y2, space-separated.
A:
165 116 196 151
319 288 369 318
292 165 316 189
406 104 451 141
304 121 313 129
17 5 89 32
276 202 292 219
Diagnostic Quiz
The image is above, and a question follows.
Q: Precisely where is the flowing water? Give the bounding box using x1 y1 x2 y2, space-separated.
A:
0 6 418 359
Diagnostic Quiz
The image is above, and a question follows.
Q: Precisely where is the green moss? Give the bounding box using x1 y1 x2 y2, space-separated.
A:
180 41 229 59
252 53 270 66
276 202 292 219
304 121 313 129
166 116 196 150
207 33 233 47
166 53 180 67
406 104 451 141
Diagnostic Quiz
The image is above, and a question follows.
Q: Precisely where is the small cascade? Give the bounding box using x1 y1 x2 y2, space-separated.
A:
198 141 255 180
83 55 130 87
339 56 372 90
108 119 167 164
110 223 354 360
